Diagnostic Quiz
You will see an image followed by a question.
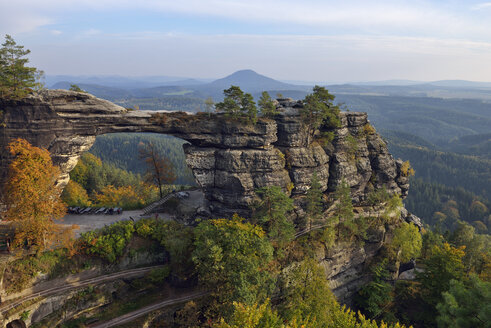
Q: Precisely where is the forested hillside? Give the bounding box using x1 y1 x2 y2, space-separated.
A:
335 95 491 147
89 133 195 185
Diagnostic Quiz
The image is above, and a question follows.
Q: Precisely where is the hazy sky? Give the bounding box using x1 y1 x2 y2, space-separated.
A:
1 0 491 82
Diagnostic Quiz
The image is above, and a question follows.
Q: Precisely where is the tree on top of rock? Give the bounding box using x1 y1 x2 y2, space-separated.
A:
300 86 340 145
215 85 257 124
0 35 44 99
258 91 279 118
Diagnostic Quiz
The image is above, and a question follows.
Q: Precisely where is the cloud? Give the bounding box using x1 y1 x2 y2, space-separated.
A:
81 28 102 37
0 8 52 34
50 30 62 35
1 0 491 41
472 2 491 10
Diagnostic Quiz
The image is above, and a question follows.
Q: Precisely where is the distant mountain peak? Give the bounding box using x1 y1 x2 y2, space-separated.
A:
207 69 294 92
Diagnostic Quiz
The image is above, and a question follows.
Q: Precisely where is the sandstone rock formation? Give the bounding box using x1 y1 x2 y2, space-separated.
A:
0 90 409 217
0 90 417 301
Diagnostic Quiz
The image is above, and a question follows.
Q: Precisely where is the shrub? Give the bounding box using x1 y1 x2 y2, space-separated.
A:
400 161 415 177
147 266 171 284
363 123 377 135
79 221 135 263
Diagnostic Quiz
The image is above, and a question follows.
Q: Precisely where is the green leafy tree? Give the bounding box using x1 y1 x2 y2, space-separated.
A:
218 258 410 328
79 220 134 263
253 186 294 247
215 85 258 124
216 300 287 328
436 275 491 328
192 215 274 312
278 258 339 325
449 221 491 275
258 91 279 118
417 242 466 324
389 221 422 262
135 219 195 279
300 85 340 144
0 35 44 99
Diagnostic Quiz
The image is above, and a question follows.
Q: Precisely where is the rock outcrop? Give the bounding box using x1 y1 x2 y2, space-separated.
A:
0 90 409 217
0 90 417 301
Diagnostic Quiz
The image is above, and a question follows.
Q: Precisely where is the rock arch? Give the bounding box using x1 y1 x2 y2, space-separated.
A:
0 90 409 217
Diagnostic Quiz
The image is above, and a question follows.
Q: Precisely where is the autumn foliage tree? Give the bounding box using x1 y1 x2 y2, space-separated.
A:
3 138 68 251
139 142 176 198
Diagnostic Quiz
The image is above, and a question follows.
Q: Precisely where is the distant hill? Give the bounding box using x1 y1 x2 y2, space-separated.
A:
51 81 132 100
206 69 296 90
350 80 423 86
428 80 491 88
327 83 491 100
194 70 311 98
47 75 207 90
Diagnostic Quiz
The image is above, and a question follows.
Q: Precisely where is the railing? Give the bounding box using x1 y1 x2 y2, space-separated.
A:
141 192 175 215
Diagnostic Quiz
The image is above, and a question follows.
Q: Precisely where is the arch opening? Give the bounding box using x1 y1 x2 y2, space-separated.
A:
6 319 27 328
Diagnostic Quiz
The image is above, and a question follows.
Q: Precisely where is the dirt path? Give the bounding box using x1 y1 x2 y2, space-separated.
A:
0 265 164 314
88 290 208 328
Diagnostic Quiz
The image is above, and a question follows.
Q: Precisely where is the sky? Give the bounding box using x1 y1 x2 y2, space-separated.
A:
1 0 491 83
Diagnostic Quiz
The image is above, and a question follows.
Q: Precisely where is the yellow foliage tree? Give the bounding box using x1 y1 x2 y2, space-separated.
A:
4 138 68 251
400 161 415 177
61 180 91 207
94 183 156 209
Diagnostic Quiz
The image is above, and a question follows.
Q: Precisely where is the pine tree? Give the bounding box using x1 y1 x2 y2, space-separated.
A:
305 172 324 230
333 180 355 240
0 35 44 99
258 91 279 118
300 86 340 145
253 186 294 247
215 86 257 124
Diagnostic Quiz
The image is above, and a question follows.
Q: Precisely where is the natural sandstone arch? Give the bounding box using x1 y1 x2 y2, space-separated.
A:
0 90 409 217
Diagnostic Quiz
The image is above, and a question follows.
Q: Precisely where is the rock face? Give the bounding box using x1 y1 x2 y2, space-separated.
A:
0 90 416 300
